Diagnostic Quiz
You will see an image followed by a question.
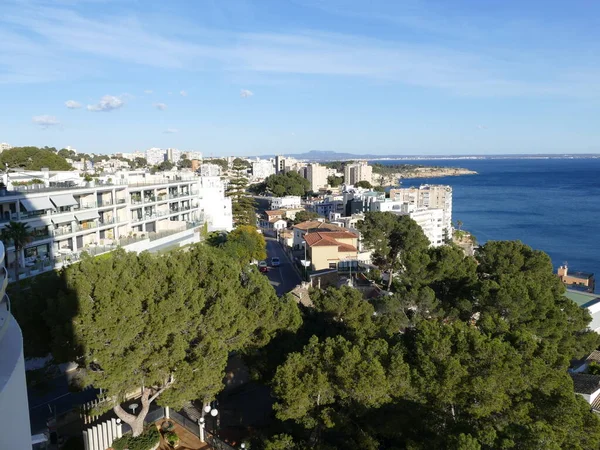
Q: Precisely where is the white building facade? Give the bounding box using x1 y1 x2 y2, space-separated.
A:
146 147 166 165
252 160 275 180
306 163 328 192
344 161 373 185
199 164 222 177
389 185 453 238
0 241 32 450
0 171 232 279
270 196 301 210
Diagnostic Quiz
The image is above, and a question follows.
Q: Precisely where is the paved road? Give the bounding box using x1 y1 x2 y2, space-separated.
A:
264 238 301 296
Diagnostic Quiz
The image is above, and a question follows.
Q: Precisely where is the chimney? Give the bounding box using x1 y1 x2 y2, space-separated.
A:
558 265 568 278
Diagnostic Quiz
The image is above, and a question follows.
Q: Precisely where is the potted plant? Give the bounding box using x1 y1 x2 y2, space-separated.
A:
165 431 179 448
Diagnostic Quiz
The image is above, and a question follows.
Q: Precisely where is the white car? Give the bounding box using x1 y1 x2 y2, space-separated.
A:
271 257 281 267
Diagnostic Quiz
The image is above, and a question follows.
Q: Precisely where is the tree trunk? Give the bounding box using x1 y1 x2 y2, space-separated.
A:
113 388 152 437
387 269 393 291
112 378 174 437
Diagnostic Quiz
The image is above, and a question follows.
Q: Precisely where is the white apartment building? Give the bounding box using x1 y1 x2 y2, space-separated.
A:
252 159 275 180
0 171 232 280
183 151 203 161
270 196 301 210
306 163 328 192
0 143 12 152
344 161 373 185
166 148 181 163
146 147 166 165
389 185 452 237
120 151 146 161
0 241 32 450
200 163 222 177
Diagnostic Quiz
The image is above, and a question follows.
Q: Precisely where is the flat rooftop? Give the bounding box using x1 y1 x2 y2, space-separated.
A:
564 289 600 308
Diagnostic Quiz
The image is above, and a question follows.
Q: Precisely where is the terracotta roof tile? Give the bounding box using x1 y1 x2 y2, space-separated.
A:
294 221 345 232
265 210 284 216
304 231 358 252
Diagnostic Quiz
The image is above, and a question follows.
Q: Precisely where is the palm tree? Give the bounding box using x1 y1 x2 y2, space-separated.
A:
2 221 32 289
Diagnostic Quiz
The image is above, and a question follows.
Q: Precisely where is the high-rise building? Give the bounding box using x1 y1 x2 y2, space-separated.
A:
344 161 372 185
146 147 166 165
252 159 275 180
0 240 32 450
388 185 453 237
166 148 181 163
306 163 328 192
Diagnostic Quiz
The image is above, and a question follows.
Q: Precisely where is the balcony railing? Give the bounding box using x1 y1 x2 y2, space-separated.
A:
98 199 114 207
80 202 97 209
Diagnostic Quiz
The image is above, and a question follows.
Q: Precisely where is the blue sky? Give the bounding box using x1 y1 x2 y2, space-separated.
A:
1 0 600 156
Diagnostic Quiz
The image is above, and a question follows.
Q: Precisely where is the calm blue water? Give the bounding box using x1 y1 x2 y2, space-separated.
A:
375 158 600 292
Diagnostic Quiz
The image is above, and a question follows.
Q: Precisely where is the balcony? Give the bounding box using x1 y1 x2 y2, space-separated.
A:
98 199 114 207
0 213 19 223
53 226 73 236
79 202 98 209
74 222 98 232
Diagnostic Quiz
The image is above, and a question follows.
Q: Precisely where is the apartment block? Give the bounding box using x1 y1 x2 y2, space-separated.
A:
344 161 373 185
270 196 301 210
199 163 222 177
146 147 167 165
0 171 232 281
306 163 329 192
252 159 276 180
389 185 452 237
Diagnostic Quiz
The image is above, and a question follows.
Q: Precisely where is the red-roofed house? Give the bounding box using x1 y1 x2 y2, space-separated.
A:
259 210 287 231
304 230 358 271
292 220 346 249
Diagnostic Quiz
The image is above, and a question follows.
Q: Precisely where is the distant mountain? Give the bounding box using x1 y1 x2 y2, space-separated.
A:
255 150 600 162
264 150 374 161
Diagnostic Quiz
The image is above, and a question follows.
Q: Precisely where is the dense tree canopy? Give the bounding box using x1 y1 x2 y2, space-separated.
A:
327 175 343 187
216 225 267 263
1 146 74 170
259 229 600 449
207 158 229 171
251 171 310 197
66 245 300 435
355 180 372 189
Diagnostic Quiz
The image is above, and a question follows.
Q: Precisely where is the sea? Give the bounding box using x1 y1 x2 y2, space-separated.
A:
374 158 600 293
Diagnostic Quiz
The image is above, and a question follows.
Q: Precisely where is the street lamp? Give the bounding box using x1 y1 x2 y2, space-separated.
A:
301 240 308 280
198 403 219 443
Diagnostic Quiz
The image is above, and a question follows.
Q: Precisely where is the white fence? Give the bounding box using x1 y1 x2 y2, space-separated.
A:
82 418 122 450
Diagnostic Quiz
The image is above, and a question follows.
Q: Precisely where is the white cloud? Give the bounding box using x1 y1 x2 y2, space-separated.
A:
144 89 153 94
3 2 600 98
477 125 488 130
32 115 60 128
154 102 167 110
163 128 179 134
87 95 124 112
179 90 187 96
240 89 254 98
65 100 81 109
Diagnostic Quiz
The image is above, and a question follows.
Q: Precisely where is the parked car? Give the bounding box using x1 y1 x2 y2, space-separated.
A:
271 257 281 267
258 261 268 272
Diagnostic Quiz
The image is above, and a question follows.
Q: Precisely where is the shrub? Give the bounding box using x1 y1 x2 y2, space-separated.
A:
112 426 160 450
165 431 179 446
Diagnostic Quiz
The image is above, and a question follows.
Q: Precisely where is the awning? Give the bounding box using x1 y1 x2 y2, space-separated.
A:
20 197 54 212
75 210 99 222
50 194 78 208
25 218 50 229
51 215 75 225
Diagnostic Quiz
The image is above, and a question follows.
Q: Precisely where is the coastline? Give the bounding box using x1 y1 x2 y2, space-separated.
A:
372 167 477 185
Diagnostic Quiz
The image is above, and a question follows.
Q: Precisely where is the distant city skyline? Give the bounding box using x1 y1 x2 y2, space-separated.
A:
2 0 600 155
